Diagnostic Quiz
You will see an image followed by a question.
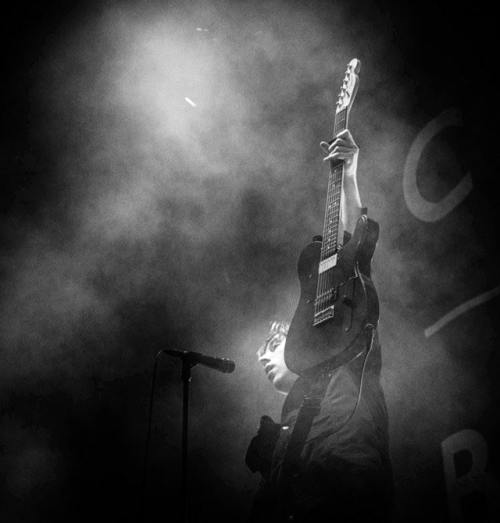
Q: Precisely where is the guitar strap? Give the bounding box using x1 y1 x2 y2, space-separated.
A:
276 324 376 521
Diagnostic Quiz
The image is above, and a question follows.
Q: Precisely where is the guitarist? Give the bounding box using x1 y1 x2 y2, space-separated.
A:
245 132 394 523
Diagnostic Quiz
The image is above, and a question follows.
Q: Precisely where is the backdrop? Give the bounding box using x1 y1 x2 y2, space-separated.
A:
1 1 498 522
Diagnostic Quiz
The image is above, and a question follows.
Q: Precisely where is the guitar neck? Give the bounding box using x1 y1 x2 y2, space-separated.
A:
320 107 348 261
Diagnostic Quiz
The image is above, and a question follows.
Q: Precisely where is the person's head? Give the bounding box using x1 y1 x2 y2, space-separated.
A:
257 321 298 395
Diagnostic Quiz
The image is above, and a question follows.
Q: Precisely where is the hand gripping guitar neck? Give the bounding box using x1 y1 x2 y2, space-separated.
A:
285 59 379 377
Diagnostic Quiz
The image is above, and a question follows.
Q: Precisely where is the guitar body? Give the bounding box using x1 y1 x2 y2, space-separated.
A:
285 214 379 376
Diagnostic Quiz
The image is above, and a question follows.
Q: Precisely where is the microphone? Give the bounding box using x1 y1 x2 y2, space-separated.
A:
163 349 236 374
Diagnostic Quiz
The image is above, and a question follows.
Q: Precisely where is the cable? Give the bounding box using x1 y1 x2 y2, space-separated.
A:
139 349 165 521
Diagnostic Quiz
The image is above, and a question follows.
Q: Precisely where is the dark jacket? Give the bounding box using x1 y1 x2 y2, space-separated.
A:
246 332 394 522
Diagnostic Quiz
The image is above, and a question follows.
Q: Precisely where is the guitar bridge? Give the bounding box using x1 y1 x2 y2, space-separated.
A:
313 306 335 326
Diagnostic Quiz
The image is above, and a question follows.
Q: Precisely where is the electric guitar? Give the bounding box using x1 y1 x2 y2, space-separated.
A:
284 59 379 377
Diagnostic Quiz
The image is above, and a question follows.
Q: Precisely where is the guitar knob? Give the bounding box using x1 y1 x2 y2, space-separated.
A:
312 235 323 242
341 296 356 308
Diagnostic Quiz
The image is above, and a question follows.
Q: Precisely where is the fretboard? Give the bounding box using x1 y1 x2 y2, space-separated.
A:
320 107 347 261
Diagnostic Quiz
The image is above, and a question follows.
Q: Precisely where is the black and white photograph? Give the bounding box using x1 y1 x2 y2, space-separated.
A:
1 1 498 522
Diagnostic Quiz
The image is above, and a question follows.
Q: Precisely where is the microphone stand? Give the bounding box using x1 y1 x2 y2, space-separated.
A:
163 349 234 522
140 348 233 523
180 354 197 523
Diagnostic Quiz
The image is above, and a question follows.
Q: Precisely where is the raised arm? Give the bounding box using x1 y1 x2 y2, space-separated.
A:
320 129 363 235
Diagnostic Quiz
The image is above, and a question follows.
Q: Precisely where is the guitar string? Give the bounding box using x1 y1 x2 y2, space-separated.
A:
317 107 346 315
318 167 341 311
320 168 341 311
321 172 342 293
318 138 342 312
319 121 344 312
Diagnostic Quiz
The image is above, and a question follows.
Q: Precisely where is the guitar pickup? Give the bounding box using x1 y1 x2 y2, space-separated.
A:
318 254 338 274
315 287 338 306
313 306 335 326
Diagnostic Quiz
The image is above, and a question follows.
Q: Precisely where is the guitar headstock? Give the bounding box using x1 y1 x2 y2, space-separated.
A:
336 58 361 116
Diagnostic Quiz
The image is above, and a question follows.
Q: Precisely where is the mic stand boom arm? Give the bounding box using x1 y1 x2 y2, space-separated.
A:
162 348 235 523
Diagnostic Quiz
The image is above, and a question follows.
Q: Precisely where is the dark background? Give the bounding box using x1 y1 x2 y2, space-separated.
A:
1 1 499 522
